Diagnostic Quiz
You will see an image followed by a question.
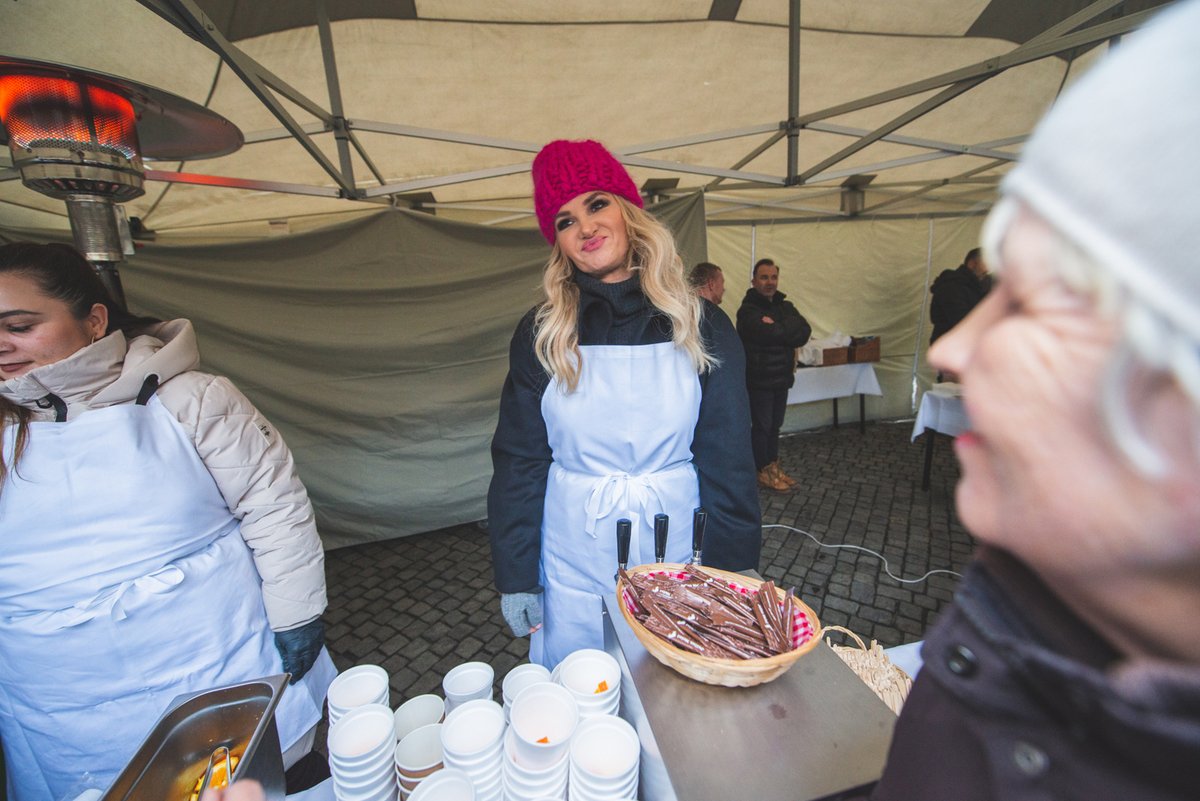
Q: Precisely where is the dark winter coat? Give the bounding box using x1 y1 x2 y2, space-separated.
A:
929 264 991 343
870 548 1200 801
735 288 812 391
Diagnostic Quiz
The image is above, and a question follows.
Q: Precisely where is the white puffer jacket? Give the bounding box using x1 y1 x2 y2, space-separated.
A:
0 319 326 631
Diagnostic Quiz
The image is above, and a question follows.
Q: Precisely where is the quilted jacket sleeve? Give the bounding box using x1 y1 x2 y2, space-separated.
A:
693 304 763 571
158 372 327 631
487 310 553 594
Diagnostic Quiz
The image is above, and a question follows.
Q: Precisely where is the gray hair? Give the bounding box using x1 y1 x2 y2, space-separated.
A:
983 197 1200 476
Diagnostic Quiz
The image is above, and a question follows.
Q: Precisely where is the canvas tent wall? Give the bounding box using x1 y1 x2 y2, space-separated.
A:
0 1 1170 545
0 194 709 548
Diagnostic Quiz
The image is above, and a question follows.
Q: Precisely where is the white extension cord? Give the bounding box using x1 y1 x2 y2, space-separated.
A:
762 523 963 584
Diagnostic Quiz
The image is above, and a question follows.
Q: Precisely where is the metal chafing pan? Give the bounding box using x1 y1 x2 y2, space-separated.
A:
100 674 289 801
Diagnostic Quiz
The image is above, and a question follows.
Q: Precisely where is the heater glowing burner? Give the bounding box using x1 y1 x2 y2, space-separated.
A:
0 74 145 201
0 57 242 302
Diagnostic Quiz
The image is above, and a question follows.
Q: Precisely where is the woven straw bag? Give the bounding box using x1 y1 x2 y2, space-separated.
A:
823 625 913 715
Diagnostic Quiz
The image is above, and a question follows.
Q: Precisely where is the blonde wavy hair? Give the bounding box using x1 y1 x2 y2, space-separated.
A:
533 196 714 392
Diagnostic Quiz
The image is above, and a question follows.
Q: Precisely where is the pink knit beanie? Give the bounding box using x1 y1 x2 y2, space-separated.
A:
532 139 643 244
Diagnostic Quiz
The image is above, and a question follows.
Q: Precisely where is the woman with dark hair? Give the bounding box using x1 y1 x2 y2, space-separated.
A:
488 140 761 669
0 242 335 801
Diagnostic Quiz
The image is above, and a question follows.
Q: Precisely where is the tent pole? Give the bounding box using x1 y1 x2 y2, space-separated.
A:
786 0 801 185
317 0 358 191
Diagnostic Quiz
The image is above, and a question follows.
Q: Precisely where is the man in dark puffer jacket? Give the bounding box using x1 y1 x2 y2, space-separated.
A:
736 258 812 492
929 247 991 345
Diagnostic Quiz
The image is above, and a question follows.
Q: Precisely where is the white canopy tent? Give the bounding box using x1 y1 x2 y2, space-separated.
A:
0 1 1169 545
1 1 1164 232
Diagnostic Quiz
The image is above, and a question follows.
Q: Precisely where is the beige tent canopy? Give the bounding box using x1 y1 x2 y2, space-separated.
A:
0 1 1170 545
1 1 1167 232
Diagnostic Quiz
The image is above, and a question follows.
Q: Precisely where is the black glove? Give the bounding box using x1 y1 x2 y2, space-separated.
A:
274 618 325 684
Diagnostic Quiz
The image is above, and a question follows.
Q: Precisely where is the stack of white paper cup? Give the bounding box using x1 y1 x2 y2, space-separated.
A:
506 682 578 801
501 726 569 801
329 665 391 725
408 767 476 801
440 699 506 801
567 715 639 801
328 703 400 801
394 722 444 799
555 650 620 717
394 694 447 742
442 662 495 715
500 663 552 722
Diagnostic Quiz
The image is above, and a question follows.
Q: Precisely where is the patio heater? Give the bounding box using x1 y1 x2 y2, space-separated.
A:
0 57 242 308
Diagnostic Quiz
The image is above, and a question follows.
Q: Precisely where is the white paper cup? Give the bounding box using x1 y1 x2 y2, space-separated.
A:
330 704 398 764
502 759 567 800
501 663 552 705
501 727 567 782
409 768 476 801
333 762 393 791
332 747 395 776
394 695 447 742
334 777 398 801
443 740 503 773
569 765 638 799
504 781 566 801
395 723 445 778
508 683 579 771
440 699 505 759
557 650 620 709
329 665 391 722
568 714 639 782
442 662 494 713
501 767 566 797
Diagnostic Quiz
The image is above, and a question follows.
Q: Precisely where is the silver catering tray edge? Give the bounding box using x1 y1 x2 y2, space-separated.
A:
603 594 897 801
100 674 289 801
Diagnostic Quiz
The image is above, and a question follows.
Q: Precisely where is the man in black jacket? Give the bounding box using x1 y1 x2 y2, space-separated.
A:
736 258 812 492
929 247 991 344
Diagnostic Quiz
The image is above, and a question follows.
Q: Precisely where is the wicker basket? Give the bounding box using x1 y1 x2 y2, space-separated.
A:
823 625 912 714
616 564 822 688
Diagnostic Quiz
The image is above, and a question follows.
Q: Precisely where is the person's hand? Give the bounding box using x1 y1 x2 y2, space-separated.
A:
199 780 265 801
500 592 543 637
761 315 775 324
273 618 324 684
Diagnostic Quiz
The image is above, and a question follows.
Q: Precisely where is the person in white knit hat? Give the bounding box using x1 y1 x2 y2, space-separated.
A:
868 3 1200 799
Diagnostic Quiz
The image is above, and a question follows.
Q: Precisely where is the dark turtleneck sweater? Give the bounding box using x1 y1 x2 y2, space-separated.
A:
487 269 762 594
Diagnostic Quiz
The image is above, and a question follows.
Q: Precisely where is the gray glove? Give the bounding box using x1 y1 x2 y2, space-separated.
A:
500 591 543 637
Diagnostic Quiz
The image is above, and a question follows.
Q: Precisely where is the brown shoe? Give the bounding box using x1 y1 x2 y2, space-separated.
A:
770 461 798 489
757 467 791 492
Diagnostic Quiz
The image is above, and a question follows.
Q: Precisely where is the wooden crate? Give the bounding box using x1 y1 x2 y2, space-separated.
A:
821 346 849 366
848 336 880 363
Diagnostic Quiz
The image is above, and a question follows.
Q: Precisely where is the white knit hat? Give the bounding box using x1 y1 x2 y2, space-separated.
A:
1001 0 1200 341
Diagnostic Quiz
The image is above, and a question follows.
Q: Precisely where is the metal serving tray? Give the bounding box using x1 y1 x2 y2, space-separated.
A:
100 674 288 801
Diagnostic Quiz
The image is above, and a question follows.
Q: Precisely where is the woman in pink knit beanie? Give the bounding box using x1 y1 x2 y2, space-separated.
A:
487 139 762 668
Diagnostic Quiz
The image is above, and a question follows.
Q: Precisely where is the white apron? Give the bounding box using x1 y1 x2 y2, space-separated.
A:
0 395 335 801
533 342 700 669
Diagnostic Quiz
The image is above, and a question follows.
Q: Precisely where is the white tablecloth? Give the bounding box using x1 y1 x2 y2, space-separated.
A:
787 363 881 405
910 386 969 441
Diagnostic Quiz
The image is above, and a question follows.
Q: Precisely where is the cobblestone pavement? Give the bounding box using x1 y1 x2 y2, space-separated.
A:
322 418 974 710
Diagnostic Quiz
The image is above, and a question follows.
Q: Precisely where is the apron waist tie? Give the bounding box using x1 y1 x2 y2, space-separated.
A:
3 565 186 633
580 463 691 538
